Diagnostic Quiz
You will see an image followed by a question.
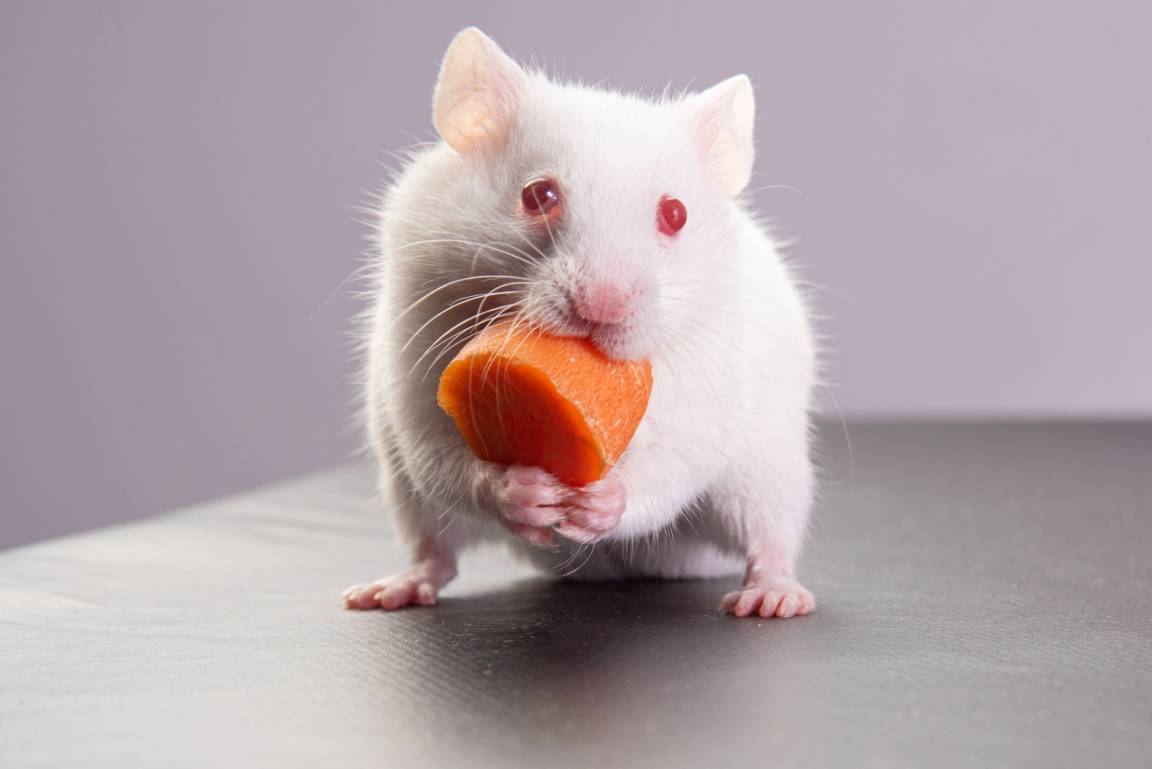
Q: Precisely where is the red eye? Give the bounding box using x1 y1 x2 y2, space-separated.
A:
657 196 687 235
521 178 561 218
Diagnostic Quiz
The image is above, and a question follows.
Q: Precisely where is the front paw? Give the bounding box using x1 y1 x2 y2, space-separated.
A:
495 465 625 547
553 476 625 544
496 465 567 547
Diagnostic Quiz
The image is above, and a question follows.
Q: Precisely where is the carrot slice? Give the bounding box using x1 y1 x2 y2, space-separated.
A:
436 321 652 487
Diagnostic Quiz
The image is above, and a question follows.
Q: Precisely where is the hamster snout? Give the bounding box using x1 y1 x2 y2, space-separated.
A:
572 282 636 325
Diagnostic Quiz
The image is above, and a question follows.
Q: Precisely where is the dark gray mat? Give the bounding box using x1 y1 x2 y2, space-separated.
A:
2 423 1150 768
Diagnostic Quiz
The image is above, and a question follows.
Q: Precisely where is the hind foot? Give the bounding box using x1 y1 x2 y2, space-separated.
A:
343 548 457 611
720 576 815 619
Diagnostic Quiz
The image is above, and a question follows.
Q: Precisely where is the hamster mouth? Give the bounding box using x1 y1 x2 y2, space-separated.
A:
527 302 649 360
587 322 650 362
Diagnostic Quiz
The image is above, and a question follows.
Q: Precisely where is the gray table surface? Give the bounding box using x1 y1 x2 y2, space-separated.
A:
2 423 1150 768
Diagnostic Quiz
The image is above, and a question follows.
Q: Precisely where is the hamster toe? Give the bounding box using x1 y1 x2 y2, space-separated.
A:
498 465 567 528
720 578 815 619
343 566 450 611
566 477 626 532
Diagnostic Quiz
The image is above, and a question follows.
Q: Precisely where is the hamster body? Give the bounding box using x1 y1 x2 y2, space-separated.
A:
344 29 818 618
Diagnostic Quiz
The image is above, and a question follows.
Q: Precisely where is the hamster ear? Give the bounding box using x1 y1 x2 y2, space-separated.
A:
432 28 526 155
687 75 756 196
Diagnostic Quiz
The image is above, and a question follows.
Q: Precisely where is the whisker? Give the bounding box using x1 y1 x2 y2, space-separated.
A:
419 305 520 382
400 282 531 355
390 272 522 324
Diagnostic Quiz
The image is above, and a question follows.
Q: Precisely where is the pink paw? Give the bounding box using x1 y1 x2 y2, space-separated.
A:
719 577 815 619
554 476 625 544
496 465 625 547
496 465 567 547
343 563 453 611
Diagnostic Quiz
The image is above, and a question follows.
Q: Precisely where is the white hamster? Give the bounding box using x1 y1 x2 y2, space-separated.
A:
344 28 818 618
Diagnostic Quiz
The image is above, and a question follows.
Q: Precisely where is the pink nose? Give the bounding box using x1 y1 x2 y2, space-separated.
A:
574 283 633 325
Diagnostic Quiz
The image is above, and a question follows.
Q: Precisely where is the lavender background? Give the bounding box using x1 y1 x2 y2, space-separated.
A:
2 2 1149 549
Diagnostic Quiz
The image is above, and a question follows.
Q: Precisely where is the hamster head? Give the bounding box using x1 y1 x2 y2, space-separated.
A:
403 28 758 361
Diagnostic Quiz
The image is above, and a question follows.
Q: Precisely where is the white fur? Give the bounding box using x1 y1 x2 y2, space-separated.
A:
362 28 817 586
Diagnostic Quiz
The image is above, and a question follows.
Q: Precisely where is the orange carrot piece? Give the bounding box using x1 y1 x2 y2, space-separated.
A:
436 321 652 487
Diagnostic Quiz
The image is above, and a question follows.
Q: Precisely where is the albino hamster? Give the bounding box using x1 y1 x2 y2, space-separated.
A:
344 28 818 618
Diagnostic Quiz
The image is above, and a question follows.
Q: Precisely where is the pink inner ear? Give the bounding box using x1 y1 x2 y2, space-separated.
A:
483 68 524 148
695 102 727 156
433 30 525 155
691 77 754 196
436 80 518 154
